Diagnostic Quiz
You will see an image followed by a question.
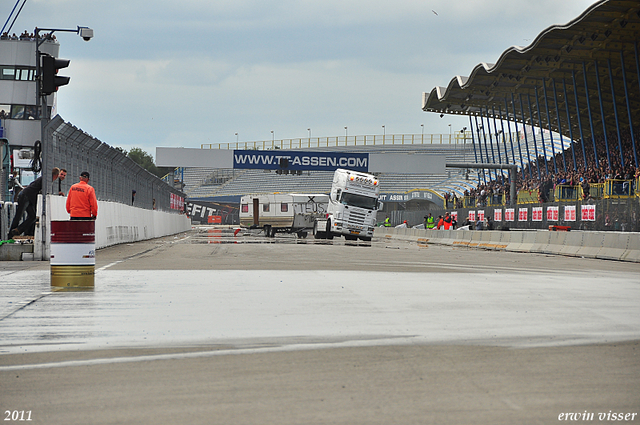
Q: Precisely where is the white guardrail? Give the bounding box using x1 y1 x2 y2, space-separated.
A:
32 194 191 260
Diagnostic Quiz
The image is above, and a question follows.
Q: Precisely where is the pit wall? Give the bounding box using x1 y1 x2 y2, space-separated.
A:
36 195 191 259
374 227 640 263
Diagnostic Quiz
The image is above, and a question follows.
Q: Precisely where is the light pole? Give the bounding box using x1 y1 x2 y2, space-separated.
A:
421 124 424 143
35 25 93 261
344 126 348 142
382 125 385 143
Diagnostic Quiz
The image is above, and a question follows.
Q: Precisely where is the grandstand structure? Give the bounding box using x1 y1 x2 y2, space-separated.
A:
423 0 640 173
179 129 573 201
181 139 471 201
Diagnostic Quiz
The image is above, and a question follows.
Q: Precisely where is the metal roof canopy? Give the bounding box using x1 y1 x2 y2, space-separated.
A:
422 0 640 142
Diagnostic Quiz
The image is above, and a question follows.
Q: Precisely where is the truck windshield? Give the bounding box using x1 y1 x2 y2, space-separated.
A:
340 192 377 210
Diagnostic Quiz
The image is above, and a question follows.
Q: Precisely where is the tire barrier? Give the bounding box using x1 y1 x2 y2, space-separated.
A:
50 220 95 289
375 227 640 263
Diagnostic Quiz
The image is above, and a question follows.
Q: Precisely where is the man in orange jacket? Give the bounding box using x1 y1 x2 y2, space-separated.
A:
66 171 98 220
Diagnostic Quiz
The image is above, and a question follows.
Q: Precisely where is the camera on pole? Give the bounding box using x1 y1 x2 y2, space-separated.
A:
41 53 70 95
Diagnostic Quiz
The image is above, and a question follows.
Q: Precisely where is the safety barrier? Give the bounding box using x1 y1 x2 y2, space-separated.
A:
374 227 640 263
604 179 635 199
463 196 476 208
517 190 539 204
487 193 505 207
554 185 580 202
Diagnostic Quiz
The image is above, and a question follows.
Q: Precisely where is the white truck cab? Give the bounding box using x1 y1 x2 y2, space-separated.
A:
314 168 381 241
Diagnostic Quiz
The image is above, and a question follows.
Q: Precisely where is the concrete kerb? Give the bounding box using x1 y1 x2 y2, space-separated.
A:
559 231 584 257
529 231 550 254
440 229 456 246
597 232 629 261
518 231 537 253
622 232 640 262
468 231 483 248
505 231 524 253
541 231 566 255
452 229 472 248
499 230 513 249
576 233 605 259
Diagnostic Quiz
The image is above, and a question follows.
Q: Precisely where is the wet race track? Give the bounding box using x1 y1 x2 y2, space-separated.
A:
1 226 639 424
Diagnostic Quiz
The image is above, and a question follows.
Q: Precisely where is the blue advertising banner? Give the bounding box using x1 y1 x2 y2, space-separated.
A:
233 150 369 172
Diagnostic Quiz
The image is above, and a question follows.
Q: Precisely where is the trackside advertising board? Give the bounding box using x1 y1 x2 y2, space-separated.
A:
233 150 369 172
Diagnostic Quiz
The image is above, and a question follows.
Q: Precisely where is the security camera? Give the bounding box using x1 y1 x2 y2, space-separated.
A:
78 27 94 41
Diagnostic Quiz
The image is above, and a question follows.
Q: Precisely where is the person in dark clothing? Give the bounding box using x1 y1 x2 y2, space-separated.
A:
8 168 60 238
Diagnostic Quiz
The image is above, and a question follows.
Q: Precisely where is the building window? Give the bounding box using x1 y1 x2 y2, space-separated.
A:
0 105 10 119
1 104 45 120
10 105 25 119
0 66 36 81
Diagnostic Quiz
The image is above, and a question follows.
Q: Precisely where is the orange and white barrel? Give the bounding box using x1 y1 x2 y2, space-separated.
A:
50 220 95 289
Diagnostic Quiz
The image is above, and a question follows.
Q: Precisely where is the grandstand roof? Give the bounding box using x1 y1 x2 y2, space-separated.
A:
422 0 640 141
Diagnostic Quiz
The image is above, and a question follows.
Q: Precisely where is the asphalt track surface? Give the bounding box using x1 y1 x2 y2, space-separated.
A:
1 227 639 424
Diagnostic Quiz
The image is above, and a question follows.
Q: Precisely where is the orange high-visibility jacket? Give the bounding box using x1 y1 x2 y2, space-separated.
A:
66 181 98 218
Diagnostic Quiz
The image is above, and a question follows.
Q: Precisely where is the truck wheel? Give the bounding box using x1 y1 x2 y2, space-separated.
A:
326 220 334 240
297 231 308 238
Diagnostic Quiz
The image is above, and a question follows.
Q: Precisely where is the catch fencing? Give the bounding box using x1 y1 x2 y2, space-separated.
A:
43 115 185 211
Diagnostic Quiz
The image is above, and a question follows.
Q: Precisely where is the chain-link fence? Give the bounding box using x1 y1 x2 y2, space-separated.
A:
42 115 185 211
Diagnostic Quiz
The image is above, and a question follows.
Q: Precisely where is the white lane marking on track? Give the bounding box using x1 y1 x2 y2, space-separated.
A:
0 338 417 371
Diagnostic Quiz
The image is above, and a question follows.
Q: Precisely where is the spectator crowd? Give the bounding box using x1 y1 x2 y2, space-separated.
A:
1 30 56 41
445 128 640 207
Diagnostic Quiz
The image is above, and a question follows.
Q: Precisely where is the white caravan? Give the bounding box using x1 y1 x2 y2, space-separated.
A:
239 193 329 237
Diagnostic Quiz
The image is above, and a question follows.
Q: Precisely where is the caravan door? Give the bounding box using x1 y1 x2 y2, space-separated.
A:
252 198 260 226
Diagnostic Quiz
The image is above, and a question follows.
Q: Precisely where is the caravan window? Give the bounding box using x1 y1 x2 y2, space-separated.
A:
241 204 248 213
263 203 270 212
281 203 288 212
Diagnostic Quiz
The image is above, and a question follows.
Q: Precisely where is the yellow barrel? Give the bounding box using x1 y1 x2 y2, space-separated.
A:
50 265 95 289
50 221 95 289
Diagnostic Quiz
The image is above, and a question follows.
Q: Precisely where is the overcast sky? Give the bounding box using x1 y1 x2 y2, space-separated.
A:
8 0 598 157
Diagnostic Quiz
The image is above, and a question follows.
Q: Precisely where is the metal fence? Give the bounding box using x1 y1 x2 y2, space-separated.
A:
200 132 474 150
42 115 185 211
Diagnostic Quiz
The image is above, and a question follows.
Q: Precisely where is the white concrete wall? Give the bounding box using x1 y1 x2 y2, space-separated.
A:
41 194 191 253
375 227 640 263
